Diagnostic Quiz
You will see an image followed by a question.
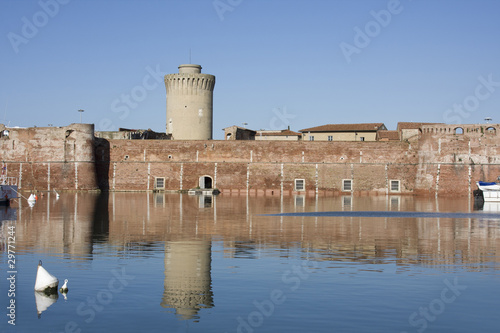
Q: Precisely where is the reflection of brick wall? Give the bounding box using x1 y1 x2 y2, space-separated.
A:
103 193 500 266
14 193 97 257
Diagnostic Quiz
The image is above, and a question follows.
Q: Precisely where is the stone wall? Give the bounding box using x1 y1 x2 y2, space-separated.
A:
0 123 98 191
415 124 500 195
93 139 419 195
1 123 499 197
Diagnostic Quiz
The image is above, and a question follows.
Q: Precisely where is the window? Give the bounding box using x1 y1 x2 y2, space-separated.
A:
309 136 314 141
155 177 165 190
342 179 352 191
360 137 365 141
390 180 400 192
328 135 333 141
295 179 305 191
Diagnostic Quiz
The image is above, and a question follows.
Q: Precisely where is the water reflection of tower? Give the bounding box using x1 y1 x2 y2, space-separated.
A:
161 240 214 320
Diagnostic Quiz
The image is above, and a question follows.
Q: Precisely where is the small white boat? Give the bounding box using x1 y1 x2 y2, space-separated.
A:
477 178 500 202
34 260 59 293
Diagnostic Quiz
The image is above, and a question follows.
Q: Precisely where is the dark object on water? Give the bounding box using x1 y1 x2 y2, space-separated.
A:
473 189 484 201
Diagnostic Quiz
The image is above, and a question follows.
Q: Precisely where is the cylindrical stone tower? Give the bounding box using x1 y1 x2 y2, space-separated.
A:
164 64 215 140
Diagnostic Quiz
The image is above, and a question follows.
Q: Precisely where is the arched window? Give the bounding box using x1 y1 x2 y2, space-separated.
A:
486 127 496 135
454 127 464 135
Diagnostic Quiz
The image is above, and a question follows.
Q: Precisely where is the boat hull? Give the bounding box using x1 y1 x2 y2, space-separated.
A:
482 190 500 202
477 182 500 202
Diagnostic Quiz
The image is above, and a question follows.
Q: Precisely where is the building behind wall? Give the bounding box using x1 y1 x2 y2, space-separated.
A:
222 126 256 140
255 128 302 141
300 123 387 141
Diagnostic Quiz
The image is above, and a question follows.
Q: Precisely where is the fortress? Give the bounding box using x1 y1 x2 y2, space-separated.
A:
1 64 499 197
1 121 499 197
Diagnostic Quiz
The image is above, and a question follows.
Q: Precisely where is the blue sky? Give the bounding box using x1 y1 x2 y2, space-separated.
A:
1 0 500 139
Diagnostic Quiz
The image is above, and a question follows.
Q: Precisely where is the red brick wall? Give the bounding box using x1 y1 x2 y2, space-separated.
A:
94 133 499 196
0 124 98 191
415 125 500 195
2 123 499 196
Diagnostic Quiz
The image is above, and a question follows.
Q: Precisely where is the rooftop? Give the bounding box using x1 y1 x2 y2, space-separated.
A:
300 123 386 133
397 122 443 131
377 130 400 141
257 129 302 136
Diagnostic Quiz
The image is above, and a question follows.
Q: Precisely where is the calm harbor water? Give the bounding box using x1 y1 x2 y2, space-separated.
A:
1 193 499 333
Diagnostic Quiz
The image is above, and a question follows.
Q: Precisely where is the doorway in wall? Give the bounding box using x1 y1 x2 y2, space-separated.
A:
199 175 213 189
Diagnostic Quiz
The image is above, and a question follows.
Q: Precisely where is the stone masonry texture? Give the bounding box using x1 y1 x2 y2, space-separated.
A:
1 123 499 197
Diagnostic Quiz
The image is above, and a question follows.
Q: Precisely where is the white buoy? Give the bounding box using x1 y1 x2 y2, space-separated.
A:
28 194 37 207
34 260 59 293
59 279 68 293
28 193 36 203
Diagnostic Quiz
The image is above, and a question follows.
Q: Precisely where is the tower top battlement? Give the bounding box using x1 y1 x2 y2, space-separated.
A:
178 64 202 74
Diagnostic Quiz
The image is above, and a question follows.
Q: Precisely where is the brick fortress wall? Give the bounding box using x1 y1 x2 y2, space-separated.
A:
0 123 98 191
95 139 417 195
95 123 500 197
415 124 500 196
1 123 499 196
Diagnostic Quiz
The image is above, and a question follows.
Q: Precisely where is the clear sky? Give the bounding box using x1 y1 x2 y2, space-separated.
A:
1 0 500 139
